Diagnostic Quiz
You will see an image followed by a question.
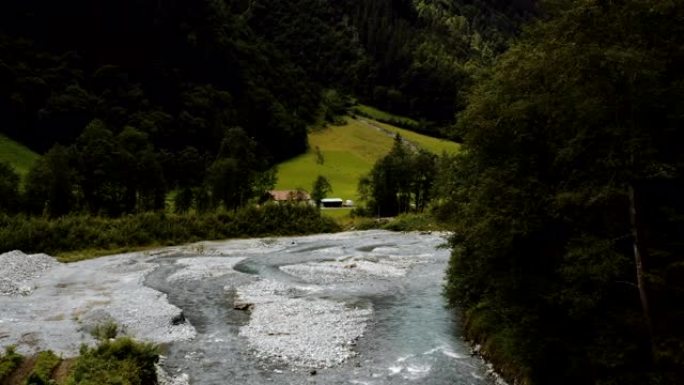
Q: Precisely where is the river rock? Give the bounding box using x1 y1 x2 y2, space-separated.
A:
171 311 186 325
234 301 254 311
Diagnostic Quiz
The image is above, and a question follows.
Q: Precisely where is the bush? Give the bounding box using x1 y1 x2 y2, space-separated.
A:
91 321 118 341
0 345 23 382
381 213 446 232
66 338 159 385
352 218 385 230
25 350 60 385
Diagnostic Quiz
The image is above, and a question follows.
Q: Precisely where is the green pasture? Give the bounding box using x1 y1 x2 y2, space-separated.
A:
275 118 395 200
276 116 460 204
352 104 419 127
373 120 460 155
352 105 460 154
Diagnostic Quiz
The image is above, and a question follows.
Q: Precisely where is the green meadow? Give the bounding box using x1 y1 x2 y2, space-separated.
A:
352 104 460 154
0 134 40 177
371 120 460 155
276 118 395 201
352 104 419 127
275 115 460 203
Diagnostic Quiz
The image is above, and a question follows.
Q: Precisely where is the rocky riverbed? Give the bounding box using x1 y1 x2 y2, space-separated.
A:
0 231 504 385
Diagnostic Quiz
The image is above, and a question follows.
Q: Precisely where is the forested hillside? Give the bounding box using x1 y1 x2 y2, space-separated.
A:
0 0 524 216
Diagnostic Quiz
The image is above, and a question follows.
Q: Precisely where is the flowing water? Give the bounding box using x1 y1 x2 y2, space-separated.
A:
145 231 500 385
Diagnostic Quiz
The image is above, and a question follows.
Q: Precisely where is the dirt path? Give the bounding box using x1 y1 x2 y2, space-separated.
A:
356 118 421 152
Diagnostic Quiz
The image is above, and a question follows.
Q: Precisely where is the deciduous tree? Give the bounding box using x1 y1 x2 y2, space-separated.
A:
311 176 332 208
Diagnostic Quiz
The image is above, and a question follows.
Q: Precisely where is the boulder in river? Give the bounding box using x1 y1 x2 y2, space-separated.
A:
171 311 186 325
233 301 254 311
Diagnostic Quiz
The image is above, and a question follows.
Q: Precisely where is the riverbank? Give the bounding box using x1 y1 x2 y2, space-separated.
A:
0 208 453 263
0 205 339 258
461 306 533 385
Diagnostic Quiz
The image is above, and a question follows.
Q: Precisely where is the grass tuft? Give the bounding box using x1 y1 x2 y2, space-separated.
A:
90 321 119 341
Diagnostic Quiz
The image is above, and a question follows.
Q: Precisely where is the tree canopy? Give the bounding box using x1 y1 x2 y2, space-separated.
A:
444 1 684 383
359 136 437 217
0 0 527 216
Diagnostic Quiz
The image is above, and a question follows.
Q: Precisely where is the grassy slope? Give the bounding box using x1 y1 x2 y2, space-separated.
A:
352 104 460 154
276 115 460 203
0 134 40 177
276 118 396 200
368 119 460 155
353 104 419 126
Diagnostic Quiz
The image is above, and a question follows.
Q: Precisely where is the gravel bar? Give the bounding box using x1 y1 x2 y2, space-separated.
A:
236 279 372 369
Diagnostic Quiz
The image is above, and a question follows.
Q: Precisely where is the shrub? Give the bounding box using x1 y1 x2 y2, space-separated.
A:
91 321 118 341
0 345 23 382
381 213 446 232
25 350 60 385
66 338 159 385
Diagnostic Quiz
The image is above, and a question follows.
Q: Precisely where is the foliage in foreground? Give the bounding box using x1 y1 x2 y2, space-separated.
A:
90 321 119 342
445 1 684 384
0 346 23 382
26 350 61 385
65 338 159 385
0 204 339 256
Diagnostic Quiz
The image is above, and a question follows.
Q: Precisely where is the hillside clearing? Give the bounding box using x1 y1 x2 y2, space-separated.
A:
275 116 460 203
0 134 40 177
275 118 395 201
352 104 419 127
358 119 460 155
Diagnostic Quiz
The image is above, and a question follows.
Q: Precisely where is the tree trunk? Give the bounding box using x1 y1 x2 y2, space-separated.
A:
628 183 655 353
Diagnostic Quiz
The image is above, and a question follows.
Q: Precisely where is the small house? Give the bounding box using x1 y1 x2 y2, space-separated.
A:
268 190 311 203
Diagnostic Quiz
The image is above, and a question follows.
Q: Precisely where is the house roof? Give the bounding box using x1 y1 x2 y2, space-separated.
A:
269 190 311 201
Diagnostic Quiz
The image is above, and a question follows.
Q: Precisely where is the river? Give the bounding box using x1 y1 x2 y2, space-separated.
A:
144 230 501 385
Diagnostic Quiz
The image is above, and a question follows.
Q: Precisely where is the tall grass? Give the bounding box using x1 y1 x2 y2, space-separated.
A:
0 204 339 257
